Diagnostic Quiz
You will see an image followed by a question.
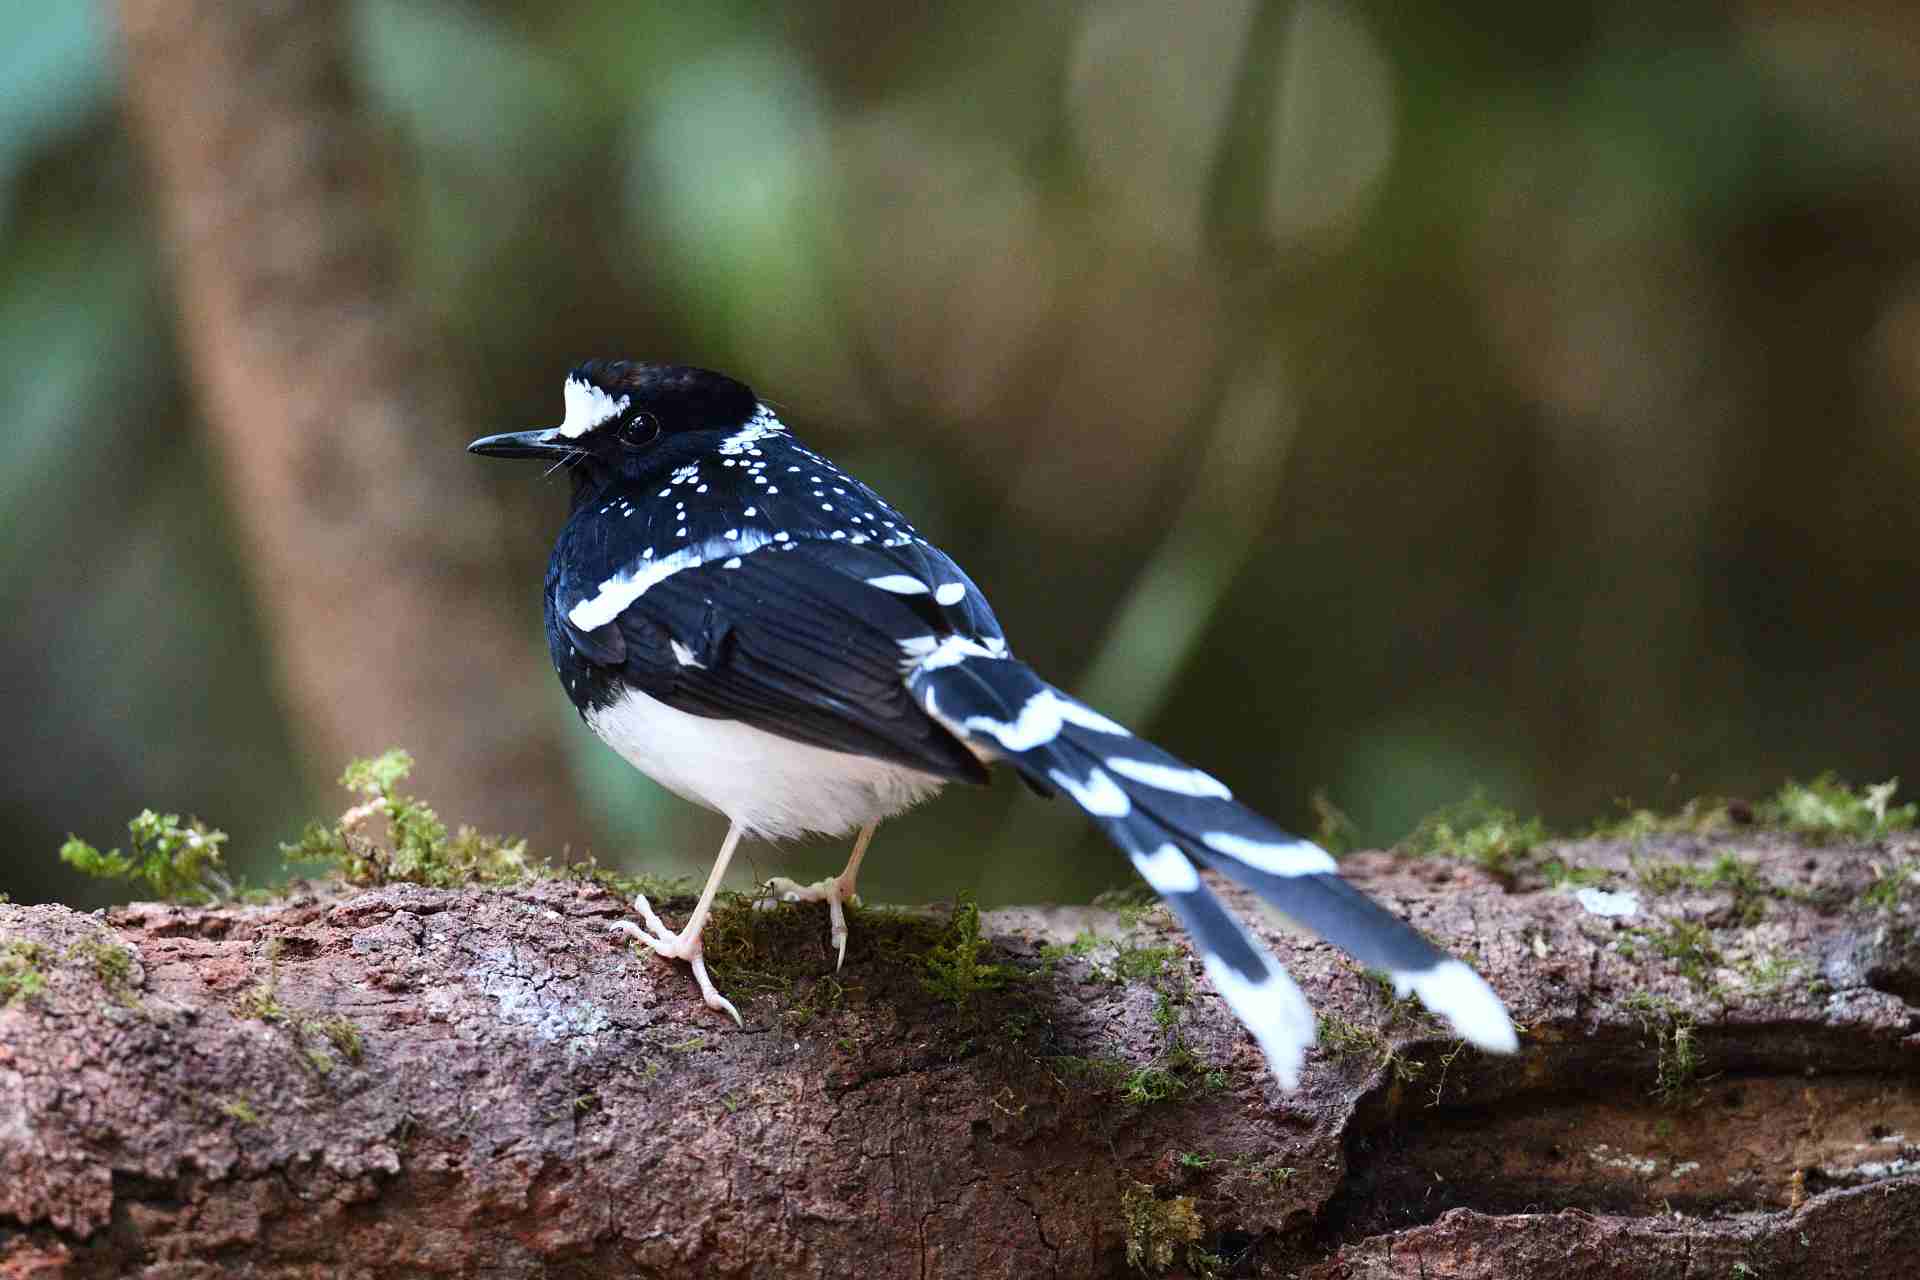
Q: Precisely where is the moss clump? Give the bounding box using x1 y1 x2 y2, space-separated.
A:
1637 852 1796 927
1737 947 1812 995
1592 796 1744 841
1 939 50 1007
1310 788 1358 855
61 810 232 904
919 895 1006 1009
233 939 367 1072
1109 944 1177 983
69 938 134 988
283 749 530 888
315 1014 364 1064
1315 1008 1426 1085
1539 858 1614 889
700 891 885 1005
1316 1011 1389 1061
1400 790 1548 877
217 1096 260 1126
1860 860 1916 911
1624 992 1703 1106
1091 884 1158 928
1038 930 1100 968
1119 1181 1207 1274
234 939 290 1022
1620 919 1723 988
1647 919 1722 984
65 937 139 1006
1761 775 1916 843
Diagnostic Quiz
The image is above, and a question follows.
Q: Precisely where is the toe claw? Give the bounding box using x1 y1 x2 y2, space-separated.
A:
690 952 743 1027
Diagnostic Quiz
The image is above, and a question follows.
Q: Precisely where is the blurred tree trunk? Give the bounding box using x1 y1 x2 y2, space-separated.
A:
115 0 581 851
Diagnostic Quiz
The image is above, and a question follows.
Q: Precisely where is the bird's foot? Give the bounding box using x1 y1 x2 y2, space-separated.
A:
762 874 861 971
609 894 741 1026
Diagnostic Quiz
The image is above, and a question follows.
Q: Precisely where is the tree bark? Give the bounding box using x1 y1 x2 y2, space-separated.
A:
114 0 580 849
2 833 1915 1277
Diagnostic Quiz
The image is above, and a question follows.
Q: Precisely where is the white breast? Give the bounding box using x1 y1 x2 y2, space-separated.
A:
584 687 949 840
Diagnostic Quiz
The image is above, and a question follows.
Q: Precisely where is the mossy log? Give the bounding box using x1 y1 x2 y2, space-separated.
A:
2 832 1916 1278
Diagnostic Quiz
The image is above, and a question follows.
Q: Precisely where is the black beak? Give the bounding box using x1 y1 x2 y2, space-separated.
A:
466 428 578 460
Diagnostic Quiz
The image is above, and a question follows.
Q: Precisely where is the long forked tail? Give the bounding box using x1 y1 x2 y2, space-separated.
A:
910 649 1518 1088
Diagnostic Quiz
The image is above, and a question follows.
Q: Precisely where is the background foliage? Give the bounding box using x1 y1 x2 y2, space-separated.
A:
6 1 1918 907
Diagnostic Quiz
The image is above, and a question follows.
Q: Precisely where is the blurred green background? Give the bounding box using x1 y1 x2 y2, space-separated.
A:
6 1 1918 909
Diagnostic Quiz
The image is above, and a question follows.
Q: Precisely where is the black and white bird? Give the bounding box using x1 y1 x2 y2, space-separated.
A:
469 361 1517 1087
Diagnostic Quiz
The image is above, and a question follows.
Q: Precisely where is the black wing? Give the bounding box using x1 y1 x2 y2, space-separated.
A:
562 535 1006 784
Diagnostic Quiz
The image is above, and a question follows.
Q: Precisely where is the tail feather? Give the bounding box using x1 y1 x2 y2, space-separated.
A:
911 652 1518 1084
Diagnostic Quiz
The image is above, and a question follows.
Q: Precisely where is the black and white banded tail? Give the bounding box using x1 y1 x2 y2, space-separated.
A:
910 650 1517 1088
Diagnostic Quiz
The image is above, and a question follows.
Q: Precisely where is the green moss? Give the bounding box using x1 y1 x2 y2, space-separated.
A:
1761 775 1916 843
1091 884 1158 928
1861 860 1916 911
1737 947 1810 995
282 749 530 888
1636 853 1794 926
61 810 231 904
69 938 133 987
1038 930 1100 968
1176 1151 1214 1171
64 937 138 1007
1644 919 1723 985
1310 788 1358 855
233 941 367 1072
217 1096 260 1126
1591 796 1742 840
1120 1065 1186 1107
919 894 1007 1009
1110 944 1177 983
1400 790 1548 877
1119 1181 1207 1275
1539 858 1614 889
1618 918 1725 991
1624 992 1703 1106
1045 1053 1132 1094
315 1014 364 1064
1316 1011 1389 1061
1657 1024 1700 1104
1 940 49 1007
234 941 291 1023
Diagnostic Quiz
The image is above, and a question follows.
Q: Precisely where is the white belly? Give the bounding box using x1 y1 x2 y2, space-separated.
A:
583 687 949 840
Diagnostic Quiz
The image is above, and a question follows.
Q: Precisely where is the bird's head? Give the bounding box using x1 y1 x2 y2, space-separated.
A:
467 361 761 483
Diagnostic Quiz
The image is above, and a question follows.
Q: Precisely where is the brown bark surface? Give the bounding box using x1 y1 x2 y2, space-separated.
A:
2 832 1916 1278
114 0 580 848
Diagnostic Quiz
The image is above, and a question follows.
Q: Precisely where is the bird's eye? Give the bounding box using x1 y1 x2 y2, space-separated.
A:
616 412 660 449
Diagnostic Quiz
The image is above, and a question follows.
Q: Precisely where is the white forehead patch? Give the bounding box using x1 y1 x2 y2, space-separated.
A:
559 376 631 439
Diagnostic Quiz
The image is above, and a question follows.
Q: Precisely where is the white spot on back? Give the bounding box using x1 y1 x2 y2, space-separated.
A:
933 582 967 606
867 574 930 595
